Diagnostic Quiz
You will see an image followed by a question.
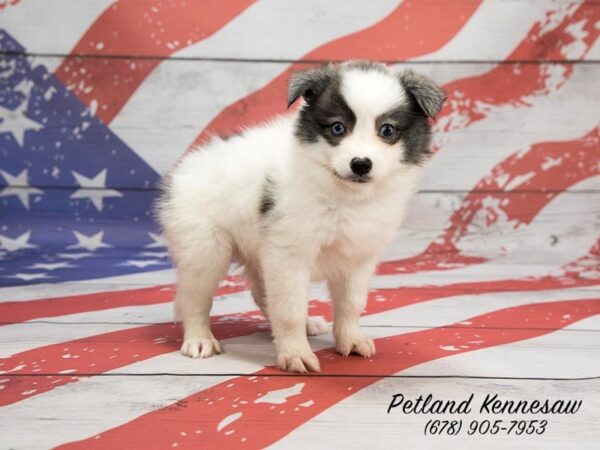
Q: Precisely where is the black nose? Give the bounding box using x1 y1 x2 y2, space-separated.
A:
350 157 372 176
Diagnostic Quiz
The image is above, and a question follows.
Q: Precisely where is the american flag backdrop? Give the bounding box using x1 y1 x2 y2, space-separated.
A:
0 1 599 448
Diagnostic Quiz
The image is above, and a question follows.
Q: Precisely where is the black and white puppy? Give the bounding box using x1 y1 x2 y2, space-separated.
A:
158 60 445 372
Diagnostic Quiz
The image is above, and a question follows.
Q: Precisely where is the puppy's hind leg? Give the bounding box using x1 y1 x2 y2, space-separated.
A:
306 316 329 336
175 236 232 359
245 263 268 317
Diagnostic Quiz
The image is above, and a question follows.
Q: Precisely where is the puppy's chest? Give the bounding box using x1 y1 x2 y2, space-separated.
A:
316 203 395 260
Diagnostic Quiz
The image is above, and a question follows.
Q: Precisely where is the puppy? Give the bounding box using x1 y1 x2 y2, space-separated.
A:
158 60 445 373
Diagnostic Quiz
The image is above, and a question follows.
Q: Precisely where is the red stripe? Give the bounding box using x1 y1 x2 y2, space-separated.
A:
190 0 482 145
378 126 600 274
54 0 256 123
0 276 246 324
437 2 599 134
0 0 19 10
0 309 269 407
2 254 597 406
57 298 600 449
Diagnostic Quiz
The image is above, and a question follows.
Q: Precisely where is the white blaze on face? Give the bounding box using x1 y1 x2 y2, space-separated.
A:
332 68 409 182
341 68 407 119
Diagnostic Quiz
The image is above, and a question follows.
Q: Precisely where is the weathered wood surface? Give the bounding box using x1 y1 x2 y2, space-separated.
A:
1 0 599 448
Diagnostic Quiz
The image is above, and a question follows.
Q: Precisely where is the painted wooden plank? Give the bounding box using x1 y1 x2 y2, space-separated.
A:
1 187 598 306
1 186 598 301
0 269 176 302
2 284 598 357
402 315 600 378
1 316 598 449
5 1 594 62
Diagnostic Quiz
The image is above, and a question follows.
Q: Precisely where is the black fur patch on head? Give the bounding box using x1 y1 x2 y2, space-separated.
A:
291 66 356 146
295 83 356 146
259 175 276 215
398 69 446 119
376 95 432 165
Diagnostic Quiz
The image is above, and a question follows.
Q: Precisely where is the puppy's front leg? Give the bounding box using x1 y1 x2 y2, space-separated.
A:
262 249 320 373
328 260 377 358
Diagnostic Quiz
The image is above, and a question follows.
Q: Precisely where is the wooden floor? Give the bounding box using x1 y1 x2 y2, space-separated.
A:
1 1 600 448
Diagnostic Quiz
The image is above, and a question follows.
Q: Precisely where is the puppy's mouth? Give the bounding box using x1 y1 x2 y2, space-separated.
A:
331 170 372 184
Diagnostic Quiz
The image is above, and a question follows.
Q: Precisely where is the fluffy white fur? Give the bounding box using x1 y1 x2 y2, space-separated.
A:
159 63 429 373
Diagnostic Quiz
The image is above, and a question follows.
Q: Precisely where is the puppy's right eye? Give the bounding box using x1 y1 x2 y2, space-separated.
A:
330 122 346 136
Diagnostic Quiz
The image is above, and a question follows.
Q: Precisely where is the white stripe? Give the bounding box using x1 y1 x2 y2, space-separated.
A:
1 0 113 71
2 288 598 449
402 315 600 378
359 286 600 331
0 268 176 302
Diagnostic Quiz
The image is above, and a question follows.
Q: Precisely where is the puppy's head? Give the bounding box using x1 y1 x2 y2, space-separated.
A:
288 61 445 186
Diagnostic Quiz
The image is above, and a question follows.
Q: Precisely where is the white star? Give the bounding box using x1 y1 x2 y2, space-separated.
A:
138 251 168 258
67 230 111 252
0 102 43 147
27 261 75 271
7 272 51 281
0 230 37 252
0 168 43 209
145 232 166 248
57 252 94 260
70 169 122 211
120 259 163 268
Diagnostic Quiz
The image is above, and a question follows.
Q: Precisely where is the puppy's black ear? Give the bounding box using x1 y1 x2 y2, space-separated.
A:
398 69 446 118
287 66 334 108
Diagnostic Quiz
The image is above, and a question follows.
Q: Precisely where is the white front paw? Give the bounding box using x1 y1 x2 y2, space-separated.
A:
276 341 321 373
334 326 376 358
181 335 222 359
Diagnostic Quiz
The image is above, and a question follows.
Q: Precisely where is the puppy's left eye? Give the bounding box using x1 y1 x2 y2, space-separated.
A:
330 122 346 136
379 123 396 139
